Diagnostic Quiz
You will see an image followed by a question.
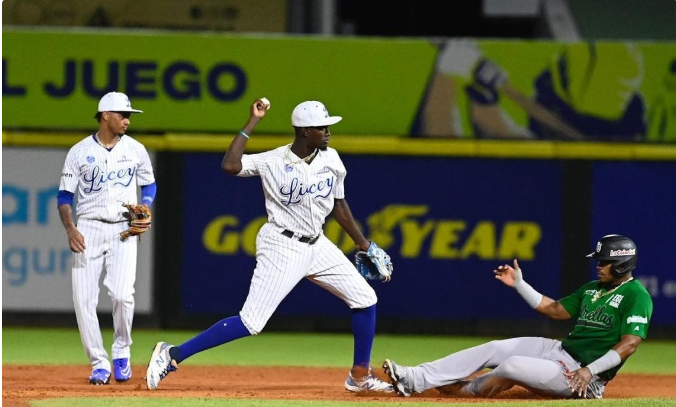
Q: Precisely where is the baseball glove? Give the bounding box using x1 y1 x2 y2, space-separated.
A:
120 203 152 241
355 241 393 282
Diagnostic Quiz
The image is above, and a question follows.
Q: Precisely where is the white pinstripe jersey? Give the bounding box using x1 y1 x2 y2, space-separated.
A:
238 145 346 237
59 134 155 222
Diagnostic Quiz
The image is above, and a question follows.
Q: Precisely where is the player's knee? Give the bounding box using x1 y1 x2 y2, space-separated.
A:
353 285 378 309
109 292 134 305
72 288 98 306
494 356 528 380
484 338 521 356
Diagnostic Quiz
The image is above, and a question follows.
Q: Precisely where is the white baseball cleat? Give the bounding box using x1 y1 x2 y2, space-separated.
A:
344 369 394 393
145 341 177 390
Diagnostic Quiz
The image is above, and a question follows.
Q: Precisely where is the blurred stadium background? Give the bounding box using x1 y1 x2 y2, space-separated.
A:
3 0 676 344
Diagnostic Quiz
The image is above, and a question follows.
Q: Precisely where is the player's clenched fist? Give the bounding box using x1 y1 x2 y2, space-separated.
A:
251 97 271 118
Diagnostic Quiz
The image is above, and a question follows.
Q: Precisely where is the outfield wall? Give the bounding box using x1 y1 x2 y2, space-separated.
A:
4 27 676 335
3 138 675 337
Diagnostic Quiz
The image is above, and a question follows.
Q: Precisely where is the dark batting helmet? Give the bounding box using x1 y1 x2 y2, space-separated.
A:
586 234 637 277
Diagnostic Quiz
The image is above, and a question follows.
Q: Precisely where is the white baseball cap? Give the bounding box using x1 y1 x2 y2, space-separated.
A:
97 92 143 113
291 101 342 127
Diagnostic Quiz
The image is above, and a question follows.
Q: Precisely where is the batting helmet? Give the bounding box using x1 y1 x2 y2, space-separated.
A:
586 234 637 277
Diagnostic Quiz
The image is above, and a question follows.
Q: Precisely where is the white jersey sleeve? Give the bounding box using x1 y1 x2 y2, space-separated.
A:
60 146 80 193
238 151 276 177
135 143 155 186
330 149 347 200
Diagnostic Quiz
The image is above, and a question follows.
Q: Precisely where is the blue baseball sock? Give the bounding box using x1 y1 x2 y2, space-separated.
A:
351 304 376 369
170 315 250 364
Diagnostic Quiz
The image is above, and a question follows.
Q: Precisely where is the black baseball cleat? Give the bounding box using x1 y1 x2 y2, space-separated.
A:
383 359 413 397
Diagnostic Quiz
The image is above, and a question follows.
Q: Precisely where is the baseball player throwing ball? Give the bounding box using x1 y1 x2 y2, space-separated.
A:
57 92 157 385
383 234 653 399
146 98 393 393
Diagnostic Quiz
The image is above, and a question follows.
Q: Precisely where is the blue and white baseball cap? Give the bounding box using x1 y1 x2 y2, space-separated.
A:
291 101 341 127
98 92 143 113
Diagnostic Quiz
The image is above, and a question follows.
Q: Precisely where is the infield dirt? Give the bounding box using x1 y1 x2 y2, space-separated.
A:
3 365 675 406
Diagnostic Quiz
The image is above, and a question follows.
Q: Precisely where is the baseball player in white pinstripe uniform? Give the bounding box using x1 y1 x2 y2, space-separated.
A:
57 92 156 385
145 98 393 393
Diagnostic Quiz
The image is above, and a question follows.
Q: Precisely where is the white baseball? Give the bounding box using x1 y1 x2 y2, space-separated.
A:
260 97 271 109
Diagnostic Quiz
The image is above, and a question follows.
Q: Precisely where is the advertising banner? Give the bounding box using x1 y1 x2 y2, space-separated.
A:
591 161 676 326
2 29 434 135
416 40 676 142
180 152 562 320
2 147 154 313
4 29 675 141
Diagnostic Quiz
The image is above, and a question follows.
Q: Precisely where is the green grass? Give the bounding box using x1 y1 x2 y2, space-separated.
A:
3 328 676 374
2 327 497 367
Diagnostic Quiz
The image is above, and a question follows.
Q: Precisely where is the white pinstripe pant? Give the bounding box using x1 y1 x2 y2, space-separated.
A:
72 219 138 371
240 222 377 334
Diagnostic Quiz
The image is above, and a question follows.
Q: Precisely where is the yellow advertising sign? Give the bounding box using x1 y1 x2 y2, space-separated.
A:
2 28 435 135
419 40 676 142
3 29 675 141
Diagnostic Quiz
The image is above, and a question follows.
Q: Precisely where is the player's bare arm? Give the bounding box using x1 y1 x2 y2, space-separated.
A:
533 298 572 320
222 98 270 175
494 259 572 320
613 334 643 359
58 204 85 253
332 198 370 251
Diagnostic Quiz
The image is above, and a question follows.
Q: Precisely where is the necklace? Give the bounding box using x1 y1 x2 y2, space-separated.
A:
284 144 318 165
94 132 120 149
591 277 633 303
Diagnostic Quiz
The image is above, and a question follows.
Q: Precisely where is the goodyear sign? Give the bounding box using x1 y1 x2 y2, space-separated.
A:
202 209 542 260
180 153 561 319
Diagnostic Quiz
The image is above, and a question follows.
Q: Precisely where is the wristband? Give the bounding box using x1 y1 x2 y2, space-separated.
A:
586 350 621 376
514 279 543 308
239 130 250 139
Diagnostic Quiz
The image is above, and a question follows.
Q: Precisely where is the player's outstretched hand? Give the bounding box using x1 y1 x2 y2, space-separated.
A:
493 259 521 287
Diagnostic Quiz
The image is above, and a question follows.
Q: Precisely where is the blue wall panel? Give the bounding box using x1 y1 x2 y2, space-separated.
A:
591 162 676 326
181 153 563 322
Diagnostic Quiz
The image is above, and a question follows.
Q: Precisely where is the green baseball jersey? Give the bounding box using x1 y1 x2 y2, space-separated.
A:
559 278 653 381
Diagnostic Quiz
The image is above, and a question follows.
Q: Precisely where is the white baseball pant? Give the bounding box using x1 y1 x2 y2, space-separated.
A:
240 222 377 335
72 219 138 371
